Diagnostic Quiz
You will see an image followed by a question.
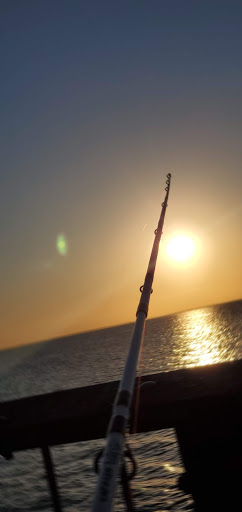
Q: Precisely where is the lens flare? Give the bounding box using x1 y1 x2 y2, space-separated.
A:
56 234 68 256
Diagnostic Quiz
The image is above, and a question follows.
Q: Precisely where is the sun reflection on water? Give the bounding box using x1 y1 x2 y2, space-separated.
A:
175 309 226 367
137 302 241 376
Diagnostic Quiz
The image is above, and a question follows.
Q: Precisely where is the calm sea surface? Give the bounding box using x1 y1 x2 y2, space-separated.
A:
0 299 241 511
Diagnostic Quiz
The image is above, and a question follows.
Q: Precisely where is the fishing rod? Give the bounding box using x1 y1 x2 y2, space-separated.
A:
92 173 172 512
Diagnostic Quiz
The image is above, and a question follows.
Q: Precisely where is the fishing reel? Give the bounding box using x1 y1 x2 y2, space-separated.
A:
94 444 137 511
94 443 136 481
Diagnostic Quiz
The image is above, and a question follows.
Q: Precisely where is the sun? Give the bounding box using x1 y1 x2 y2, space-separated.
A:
166 235 195 263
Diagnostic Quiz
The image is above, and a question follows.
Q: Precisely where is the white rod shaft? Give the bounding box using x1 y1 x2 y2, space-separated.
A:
91 311 146 512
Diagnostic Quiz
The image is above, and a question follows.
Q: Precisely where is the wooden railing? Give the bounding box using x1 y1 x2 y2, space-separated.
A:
1 358 242 511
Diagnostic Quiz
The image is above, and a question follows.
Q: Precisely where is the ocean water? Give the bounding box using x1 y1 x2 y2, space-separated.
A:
0 299 241 511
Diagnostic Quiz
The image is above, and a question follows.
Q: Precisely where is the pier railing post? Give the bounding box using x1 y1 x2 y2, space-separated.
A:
41 445 62 512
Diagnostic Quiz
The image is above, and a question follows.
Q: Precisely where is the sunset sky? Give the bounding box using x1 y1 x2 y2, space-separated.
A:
1 1 242 349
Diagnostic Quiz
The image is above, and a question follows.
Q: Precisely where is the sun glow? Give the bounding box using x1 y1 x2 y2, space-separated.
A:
166 234 195 263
